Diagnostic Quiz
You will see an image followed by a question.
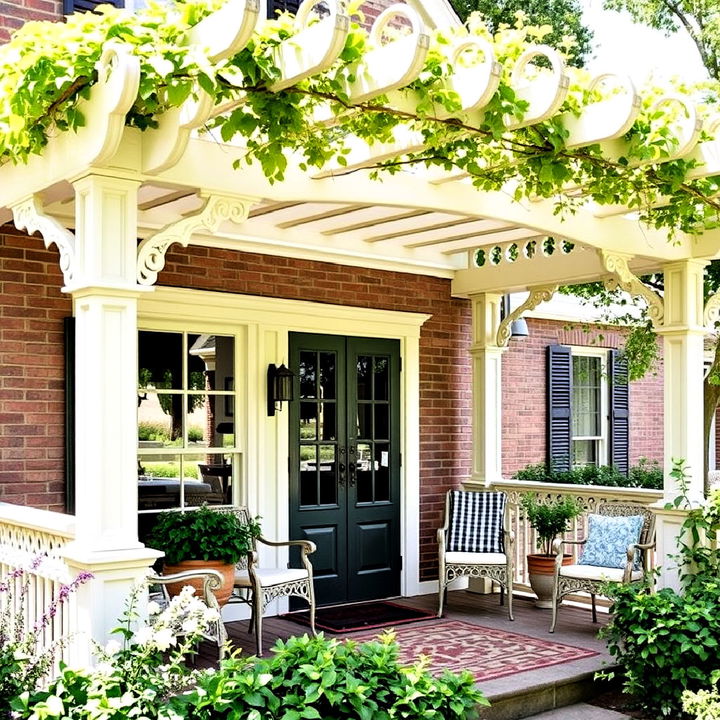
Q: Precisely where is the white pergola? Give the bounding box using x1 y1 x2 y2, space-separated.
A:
1 0 717 654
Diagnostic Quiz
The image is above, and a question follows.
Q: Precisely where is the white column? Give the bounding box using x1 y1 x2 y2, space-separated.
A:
653 259 707 589
466 293 505 488
61 173 160 665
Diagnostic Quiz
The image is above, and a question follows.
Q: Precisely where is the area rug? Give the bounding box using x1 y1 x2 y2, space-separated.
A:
281 600 436 633
347 619 599 682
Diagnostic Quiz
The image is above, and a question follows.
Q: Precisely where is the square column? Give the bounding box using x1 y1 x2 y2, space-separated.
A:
466 293 505 488
654 259 707 589
61 174 160 659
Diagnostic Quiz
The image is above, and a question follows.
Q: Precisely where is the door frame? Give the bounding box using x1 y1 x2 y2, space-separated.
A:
140 287 431 609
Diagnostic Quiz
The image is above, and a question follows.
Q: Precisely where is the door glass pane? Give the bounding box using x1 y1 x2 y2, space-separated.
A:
318 403 337 441
300 352 317 399
357 404 372 439
319 352 336 400
300 403 318 440
300 445 318 506
374 357 389 400
319 445 337 505
356 442 373 503
139 331 182 390
374 404 389 440
356 355 372 400
375 443 390 502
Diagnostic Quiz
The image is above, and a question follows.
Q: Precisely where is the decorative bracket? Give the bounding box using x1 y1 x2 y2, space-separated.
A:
599 250 664 326
496 285 558 347
704 290 720 328
12 195 76 286
136 194 255 286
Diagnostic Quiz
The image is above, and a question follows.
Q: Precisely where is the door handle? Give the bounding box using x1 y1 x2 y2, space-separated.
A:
348 461 357 487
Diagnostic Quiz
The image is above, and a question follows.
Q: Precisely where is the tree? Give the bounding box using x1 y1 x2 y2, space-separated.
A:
450 0 594 67
604 0 719 80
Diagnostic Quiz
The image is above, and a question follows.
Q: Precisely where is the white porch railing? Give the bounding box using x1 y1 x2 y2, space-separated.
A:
0 503 76 671
489 480 663 591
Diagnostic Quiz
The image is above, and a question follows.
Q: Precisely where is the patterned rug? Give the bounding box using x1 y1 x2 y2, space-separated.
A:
346 619 599 682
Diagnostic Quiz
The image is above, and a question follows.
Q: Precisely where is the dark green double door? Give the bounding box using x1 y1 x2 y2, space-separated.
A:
289 333 401 606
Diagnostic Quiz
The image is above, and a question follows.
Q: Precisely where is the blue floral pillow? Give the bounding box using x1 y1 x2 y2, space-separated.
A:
578 514 644 570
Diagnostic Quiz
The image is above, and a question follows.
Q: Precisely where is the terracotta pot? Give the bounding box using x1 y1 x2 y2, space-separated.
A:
162 559 235 607
527 553 572 609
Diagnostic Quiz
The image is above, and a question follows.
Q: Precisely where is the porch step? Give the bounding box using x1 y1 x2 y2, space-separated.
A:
479 670 617 720
521 703 631 719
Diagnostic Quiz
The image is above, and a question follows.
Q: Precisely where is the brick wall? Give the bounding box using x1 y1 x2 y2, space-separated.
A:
160 246 472 581
0 0 61 44
0 226 69 510
501 317 665 477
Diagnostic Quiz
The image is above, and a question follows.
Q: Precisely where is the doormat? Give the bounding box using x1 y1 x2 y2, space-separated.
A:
348 620 599 683
281 600 436 633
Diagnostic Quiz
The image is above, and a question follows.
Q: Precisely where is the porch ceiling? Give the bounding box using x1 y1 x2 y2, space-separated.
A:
1 0 719 296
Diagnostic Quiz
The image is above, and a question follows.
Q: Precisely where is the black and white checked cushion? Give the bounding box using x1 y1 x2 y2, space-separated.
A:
447 491 505 554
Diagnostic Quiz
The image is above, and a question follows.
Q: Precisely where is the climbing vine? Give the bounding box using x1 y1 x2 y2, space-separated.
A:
1 0 720 235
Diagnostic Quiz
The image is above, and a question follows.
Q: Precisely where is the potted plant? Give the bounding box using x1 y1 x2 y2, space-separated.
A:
520 493 583 608
147 504 261 606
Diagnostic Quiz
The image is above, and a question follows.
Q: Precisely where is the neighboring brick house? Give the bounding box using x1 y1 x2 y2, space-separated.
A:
0 0 684 625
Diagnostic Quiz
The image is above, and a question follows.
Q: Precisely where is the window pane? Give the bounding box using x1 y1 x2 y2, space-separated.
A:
300 352 317 399
197 455 233 505
318 402 337 441
138 391 180 447
319 352 336 400
319 445 337 505
139 331 182 390
138 455 184 511
572 356 601 437
300 403 318 440
573 439 598 467
300 445 318 506
356 356 372 400
374 357 389 400
357 403 372 439
356 442 373 503
374 404 389 440
375 443 390 502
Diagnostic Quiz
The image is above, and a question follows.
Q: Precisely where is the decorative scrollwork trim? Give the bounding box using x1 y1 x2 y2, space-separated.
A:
600 250 664 326
704 291 720 327
136 194 256 286
496 284 558 347
12 195 76 286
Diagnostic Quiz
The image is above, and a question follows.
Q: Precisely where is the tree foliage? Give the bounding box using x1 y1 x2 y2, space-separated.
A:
450 0 594 67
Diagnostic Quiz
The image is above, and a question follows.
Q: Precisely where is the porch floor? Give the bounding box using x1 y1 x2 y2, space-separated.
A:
201 590 615 720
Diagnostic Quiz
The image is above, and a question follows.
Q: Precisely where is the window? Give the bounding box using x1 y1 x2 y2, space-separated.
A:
64 0 124 13
137 330 238 538
547 345 628 474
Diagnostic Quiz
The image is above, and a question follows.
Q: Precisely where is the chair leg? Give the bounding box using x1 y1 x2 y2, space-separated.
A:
254 590 263 657
499 583 504 606
506 581 514 621
307 583 317 637
438 580 447 618
550 589 559 633
591 593 597 623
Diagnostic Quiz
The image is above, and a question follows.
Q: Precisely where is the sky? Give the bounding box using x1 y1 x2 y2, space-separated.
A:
582 0 708 85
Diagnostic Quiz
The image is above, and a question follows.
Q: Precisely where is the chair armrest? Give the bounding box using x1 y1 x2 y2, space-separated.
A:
257 537 316 556
552 538 587 555
627 541 656 565
504 528 514 548
150 569 223 609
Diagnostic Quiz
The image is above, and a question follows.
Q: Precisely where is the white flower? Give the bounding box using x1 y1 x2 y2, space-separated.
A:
104 639 121 656
95 661 115 676
133 626 154 646
146 600 162 616
203 607 220 623
153 628 177 651
45 696 64 715
181 618 199 634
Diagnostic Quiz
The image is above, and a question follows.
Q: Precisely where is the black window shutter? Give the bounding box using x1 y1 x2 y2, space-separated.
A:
267 0 301 18
64 317 76 514
64 0 124 13
547 344 572 472
608 349 630 476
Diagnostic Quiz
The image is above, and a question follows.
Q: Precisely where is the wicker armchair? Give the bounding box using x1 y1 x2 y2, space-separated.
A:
437 490 514 621
149 568 228 659
550 502 656 633
224 506 316 656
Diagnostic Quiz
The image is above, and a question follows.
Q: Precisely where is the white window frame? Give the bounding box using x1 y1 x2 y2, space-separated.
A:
570 346 608 469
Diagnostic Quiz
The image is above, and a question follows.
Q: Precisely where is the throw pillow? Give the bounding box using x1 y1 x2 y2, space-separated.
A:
578 514 644 570
447 491 505 554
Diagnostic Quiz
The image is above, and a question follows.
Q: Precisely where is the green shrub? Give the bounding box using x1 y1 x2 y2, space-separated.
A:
170 632 489 719
512 459 662 490
600 460 720 718
138 421 171 442
187 425 204 442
